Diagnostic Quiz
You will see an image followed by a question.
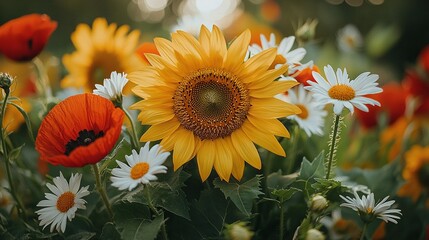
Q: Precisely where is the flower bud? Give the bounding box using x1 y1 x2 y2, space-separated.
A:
225 222 254 240
0 72 13 93
305 228 325 240
310 194 329 212
296 19 318 44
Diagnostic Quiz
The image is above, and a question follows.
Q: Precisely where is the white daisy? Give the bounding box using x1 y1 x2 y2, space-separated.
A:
93 71 128 104
36 172 90 233
111 142 169 191
247 33 307 77
305 65 382 116
337 24 363 53
340 191 402 224
277 85 327 137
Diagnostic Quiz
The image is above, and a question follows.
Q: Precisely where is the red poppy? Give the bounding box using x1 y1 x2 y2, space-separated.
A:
419 45 429 74
35 93 124 167
135 42 159 65
0 14 57 61
295 64 320 86
402 70 429 115
356 83 407 129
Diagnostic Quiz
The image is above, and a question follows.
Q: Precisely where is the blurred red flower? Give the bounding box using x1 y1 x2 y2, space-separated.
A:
295 64 320 86
135 42 159 65
0 14 57 61
35 94 124 167
402 70 429 116
418 45 429 73
356 83 407 129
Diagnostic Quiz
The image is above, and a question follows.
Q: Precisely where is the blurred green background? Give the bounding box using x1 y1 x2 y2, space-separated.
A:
1 0 429 78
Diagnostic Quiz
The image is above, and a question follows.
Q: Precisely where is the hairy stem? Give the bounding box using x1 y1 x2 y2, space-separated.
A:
121 107 140 150
325 115 342 179
92 164 114 220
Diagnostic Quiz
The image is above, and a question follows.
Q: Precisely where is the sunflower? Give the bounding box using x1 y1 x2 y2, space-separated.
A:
61 18 141 93
35 93 124 167
398 145 429 201
129 25 300 182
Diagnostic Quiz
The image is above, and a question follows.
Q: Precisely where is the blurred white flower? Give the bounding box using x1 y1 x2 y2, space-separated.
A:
277 85 327 136
337 24 363 52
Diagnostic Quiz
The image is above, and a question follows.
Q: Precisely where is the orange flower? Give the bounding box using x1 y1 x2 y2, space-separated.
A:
294 64 320 86
0 14 57 61
398 145 429 201
135 42 159 65
35 93 124 167
356 83 407 129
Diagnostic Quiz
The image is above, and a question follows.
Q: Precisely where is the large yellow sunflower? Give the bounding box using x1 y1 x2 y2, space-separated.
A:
129 25 300 182
398 145 429 201
61 18 142 92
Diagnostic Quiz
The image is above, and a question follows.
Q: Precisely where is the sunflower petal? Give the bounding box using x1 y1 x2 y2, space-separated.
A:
196 140 215 182
231 128 261 169
173 128 196 170
140 119 180 142
241 121 286 157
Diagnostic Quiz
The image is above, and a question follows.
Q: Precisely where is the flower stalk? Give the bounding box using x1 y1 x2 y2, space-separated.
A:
91 163 114 221
145 187 168 240
0 90 26 219
121 106 140 150
325 114 342 179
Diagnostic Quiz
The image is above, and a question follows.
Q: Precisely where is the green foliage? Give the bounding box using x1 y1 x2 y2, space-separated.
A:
271 188 299 204
214 175 263 217
120 214 165 240
298 151 326 181
100 223 121 240
122 169 191 220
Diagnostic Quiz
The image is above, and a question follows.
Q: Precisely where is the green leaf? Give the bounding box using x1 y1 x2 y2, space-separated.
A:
213 175 263 217
100 222 122 240
271 188 299 204
189 189 232 238
123 169 191 220
8 101 35 142
8 144 24 162
297 151 325 181
120 214 165 240
266 170 298 189
65 232 96 240
100 138 132 174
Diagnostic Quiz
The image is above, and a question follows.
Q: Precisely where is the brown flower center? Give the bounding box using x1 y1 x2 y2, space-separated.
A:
296 104 309 119
56 191 75 213
173 68 250 140
328 85 355 101
65 129 104 155
131 162 150 179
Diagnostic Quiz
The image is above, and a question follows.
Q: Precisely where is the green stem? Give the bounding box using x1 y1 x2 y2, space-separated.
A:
286 125 300 174
325 115 341 179
145 187 168 240
91 164 114 221
279 205 284 240
0 91 26 219
121 107 139 150
360 223 368 240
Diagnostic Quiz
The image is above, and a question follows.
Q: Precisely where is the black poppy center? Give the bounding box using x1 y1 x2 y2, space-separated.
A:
65 129 104 155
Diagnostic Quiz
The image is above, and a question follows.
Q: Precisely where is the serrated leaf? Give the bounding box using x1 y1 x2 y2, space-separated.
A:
189 189 232 238
298 151 325 181
120 214 164 240
122 169 191 220
65 232 96 240
266 170 298 189
213 175 263 217
100 223 121 240
271 188 299 204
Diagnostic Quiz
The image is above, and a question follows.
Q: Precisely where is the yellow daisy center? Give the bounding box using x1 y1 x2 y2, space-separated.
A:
296 104 309 119
269 54 287 69
173 68 250 140
328 85 355 101
131 162 150 179
56 191 75 213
